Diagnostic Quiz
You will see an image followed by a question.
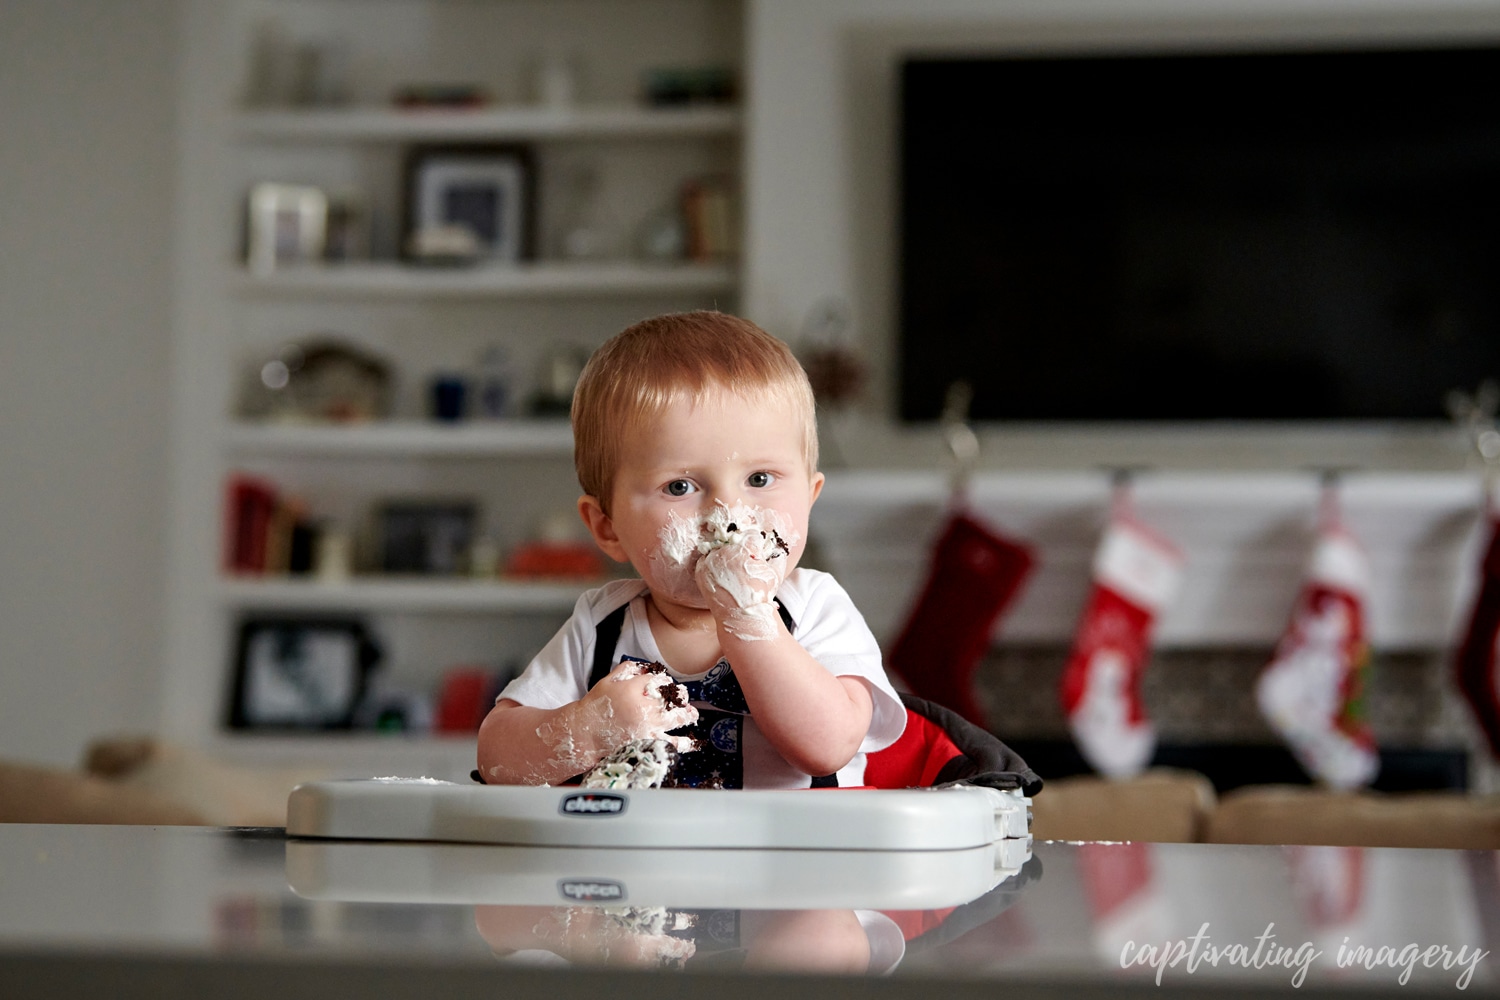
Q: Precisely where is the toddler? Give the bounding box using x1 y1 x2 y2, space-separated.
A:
476 311 904 788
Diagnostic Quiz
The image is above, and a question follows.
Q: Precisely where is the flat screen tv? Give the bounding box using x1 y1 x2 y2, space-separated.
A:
899 48 1500 422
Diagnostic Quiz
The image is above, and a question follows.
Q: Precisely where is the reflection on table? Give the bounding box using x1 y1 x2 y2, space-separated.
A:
1 824 1497 995
285 836 1039 976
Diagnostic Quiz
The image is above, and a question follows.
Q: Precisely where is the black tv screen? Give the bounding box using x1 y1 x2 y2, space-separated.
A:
899 48 1500 422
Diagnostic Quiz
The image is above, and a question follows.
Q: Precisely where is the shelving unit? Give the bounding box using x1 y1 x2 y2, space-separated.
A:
166 0 745 775
234 104 741 142
229 260 738 298
218 577 589 615
222 419 574 457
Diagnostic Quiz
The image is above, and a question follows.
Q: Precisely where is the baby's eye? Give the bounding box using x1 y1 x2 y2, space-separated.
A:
747 471 774 488
664 479 696 497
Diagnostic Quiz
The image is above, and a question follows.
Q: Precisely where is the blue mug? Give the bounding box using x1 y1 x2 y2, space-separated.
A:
431 375 468 422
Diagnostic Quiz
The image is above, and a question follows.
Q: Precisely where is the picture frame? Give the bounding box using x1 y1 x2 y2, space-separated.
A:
226 617 381 730
402 145 533 262
376 499 478 575
245 182 328 274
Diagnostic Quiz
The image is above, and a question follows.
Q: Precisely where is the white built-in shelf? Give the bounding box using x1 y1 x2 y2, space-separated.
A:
234 103 741 143
231 260 739 299
224 419 573 457
219 576 591 614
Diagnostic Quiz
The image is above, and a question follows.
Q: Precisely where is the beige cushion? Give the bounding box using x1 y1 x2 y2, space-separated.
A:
83 735 329 827
1206 785 1500 849
0 760 208 826
1031 768 1217 843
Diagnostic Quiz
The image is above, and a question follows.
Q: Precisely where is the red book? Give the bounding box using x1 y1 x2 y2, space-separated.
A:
504 540 605 580
435 667 491 733
224 474 278 574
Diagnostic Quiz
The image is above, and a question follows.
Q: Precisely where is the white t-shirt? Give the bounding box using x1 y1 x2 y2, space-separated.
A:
498 568 906 789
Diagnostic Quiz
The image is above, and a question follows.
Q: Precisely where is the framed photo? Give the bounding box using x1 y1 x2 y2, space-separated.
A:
377 499 478 575
227 617 381 730
246 182 328 274
402 145 533 262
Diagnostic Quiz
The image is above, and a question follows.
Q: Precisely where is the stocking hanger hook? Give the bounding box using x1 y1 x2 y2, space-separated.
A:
1447 381 1500 504
942 380 979 498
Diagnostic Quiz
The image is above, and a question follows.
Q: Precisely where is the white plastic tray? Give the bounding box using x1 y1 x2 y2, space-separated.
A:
286 779 1031 852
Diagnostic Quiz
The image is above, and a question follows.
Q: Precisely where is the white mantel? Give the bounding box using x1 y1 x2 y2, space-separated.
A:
813 469 1491 651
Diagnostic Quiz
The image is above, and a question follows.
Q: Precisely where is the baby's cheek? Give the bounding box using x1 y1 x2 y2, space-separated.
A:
645 548 708 607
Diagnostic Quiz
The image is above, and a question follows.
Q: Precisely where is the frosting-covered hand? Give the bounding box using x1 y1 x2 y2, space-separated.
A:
691 504 791 641
590 659 699 744
536 661 698 776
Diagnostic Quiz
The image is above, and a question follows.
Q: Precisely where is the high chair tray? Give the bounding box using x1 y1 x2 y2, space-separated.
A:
286 839 1031 909
286 779 1031 852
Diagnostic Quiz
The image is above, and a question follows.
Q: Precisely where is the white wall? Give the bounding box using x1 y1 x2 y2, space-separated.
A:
0 1 178 765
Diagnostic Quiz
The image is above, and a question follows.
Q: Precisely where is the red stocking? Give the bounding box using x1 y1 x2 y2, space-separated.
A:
1058 497 1184 780
887 508 1036 727
1255 486 1378 789
1455 512 1500 758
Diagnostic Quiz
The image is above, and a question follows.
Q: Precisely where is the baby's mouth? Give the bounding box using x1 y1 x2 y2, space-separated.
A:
657 501 797 568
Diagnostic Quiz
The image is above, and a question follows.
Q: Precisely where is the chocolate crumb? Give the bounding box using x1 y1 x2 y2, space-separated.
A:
659 682 686 710
638 661 688 709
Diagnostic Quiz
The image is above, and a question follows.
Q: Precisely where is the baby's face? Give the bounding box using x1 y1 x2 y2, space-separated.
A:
603 391 822 609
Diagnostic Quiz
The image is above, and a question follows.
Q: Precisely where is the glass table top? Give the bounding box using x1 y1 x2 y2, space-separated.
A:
0 823 1495 996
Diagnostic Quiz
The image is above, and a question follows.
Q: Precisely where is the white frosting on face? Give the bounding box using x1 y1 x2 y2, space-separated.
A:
657 508 703 566
689 502 796 640
653 502 795 574
648 502 799 638
646 510 708 606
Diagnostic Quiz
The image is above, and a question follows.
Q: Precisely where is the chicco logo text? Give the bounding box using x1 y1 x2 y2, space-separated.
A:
560 792 627 815
559 879 626 902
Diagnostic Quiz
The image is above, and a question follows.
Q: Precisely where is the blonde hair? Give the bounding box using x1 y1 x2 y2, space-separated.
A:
572 311 818 511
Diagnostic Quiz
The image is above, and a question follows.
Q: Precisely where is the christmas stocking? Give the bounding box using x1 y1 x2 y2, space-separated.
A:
888 508 1036 727
1255 494 1379 790
1453 511 1500 757
1077 841 1174 964
1058 503 1184 780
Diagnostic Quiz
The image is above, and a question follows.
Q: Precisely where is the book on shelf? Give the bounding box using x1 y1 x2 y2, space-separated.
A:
681 174 737 262
224 473 315 576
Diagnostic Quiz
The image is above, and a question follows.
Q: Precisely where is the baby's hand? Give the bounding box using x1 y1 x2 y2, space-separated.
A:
580 660 698 752
529 907 698 969
693 528 789 641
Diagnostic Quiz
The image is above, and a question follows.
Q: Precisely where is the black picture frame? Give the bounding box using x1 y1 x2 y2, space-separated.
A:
377 499 478 575
227 617 382 730
402 144 534 262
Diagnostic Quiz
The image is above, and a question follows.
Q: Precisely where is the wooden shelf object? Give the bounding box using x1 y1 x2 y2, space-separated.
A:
231 260 738 299
234 103 741 143
219 576 593 615
223 419 573 457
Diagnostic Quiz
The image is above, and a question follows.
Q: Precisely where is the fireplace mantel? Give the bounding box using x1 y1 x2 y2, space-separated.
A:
812 469 1489 650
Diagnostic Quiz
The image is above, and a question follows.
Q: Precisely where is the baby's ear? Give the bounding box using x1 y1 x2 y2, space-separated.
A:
577 495 629 562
